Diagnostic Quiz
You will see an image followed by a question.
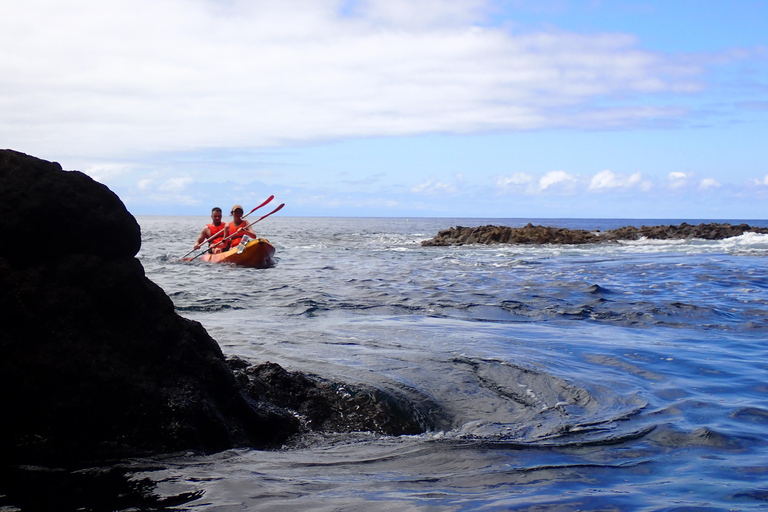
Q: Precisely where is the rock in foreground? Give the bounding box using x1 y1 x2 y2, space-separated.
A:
0 149 441 465
230 359 444 436
421 222 768 246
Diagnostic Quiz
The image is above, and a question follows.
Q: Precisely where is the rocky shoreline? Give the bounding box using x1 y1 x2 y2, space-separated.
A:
421 222 768 246
0 149 444 465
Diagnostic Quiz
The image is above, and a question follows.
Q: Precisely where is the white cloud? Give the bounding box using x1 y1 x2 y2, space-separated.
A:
667 172 689 189
350 0 488 28
539 170 577 191
0 0 705 159
699 177 721 189
588 169 642 191
496 172 534 187
495 170 582 194
752 175 768 186
83 163 132 182
159 176 194 192
495 172 539 195
639 180 654 192
411 177 458 194
127 192 201 206
496 170 579 194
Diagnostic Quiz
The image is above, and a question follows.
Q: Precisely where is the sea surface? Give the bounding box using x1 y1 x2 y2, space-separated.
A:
7 216 768 511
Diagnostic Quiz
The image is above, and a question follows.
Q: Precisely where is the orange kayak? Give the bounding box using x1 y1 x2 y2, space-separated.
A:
200 238 276 268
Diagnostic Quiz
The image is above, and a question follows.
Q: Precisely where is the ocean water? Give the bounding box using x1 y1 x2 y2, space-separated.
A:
6 216 768 511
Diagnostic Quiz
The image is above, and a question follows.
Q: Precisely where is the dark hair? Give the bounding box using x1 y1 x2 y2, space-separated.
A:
211 207 222 213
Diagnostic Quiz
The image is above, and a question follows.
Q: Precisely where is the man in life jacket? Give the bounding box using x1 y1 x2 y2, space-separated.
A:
227 204 257 248
194 207 229 253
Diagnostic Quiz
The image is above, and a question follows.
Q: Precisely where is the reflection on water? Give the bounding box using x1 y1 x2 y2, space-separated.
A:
0 464 202 512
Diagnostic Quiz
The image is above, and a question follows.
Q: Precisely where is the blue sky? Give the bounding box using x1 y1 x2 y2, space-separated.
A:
2 0 767 218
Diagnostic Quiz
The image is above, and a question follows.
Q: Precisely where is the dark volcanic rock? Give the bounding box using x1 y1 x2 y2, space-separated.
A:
0 149 438 465
421 224 599 246
421 222 768 246
598 222 767 241
0 150 140 264
230 359 447 436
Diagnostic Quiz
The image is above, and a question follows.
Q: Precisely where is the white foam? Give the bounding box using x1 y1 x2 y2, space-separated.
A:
718 231 768 252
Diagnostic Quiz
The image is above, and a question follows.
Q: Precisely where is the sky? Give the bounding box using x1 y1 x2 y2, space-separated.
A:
2 0 767 218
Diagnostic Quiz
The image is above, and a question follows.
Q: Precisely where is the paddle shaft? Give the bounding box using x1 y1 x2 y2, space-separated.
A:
179 223 228 260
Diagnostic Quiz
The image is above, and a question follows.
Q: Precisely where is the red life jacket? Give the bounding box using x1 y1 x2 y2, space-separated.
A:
207 223 227 249
227 221 249 247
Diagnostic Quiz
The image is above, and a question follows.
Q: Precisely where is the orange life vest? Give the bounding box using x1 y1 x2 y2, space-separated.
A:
207 223 227 249
227 221 249 247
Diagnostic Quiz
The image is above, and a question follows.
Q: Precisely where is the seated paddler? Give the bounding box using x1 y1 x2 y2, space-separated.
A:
194 207 229 253
227 204 257 248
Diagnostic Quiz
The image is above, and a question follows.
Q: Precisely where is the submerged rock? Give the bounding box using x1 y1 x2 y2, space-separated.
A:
421 222 768 246
0 149 438 465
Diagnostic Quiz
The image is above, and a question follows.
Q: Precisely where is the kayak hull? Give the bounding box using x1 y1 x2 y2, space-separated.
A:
200 238 276 268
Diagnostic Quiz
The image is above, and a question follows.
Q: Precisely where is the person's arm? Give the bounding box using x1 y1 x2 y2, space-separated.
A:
194 227 211 250
231 224 256 240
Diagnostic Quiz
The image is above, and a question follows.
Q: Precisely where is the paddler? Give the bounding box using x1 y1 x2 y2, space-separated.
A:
194 207 229 253
227 204 257 248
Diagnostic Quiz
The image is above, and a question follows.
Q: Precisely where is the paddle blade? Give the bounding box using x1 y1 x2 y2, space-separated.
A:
243 195 274 219
243 203 285 230
257 203 284 222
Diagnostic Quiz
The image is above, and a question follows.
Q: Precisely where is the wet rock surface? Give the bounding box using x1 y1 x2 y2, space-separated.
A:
421 222 768 246
229 358 447 436
0 149 437 465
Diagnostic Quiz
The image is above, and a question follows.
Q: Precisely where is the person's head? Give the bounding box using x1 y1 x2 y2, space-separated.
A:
211 207 223 225
230 204 244 221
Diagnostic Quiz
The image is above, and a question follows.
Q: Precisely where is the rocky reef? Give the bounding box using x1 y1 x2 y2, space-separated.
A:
0 149 441 465
421 222 768 246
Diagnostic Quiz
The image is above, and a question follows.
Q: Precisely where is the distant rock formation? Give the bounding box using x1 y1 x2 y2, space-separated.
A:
0 149 441 465
421 222 768 246
598 222 768 241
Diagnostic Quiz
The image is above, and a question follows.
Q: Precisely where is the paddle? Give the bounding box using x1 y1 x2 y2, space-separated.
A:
188 203 285 261
180 224 228 260
242 194 274 219
180 195 274 260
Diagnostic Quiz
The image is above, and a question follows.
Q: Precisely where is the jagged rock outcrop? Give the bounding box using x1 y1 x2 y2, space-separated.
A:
422 224 599 246
421 222 768 246
0 149 439 465
598 222 767 241
229 358 445 436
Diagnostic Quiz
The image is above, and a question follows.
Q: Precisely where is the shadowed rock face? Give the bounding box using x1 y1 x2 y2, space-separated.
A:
0 149 441 465
0 150 141 264
421 222 768 246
